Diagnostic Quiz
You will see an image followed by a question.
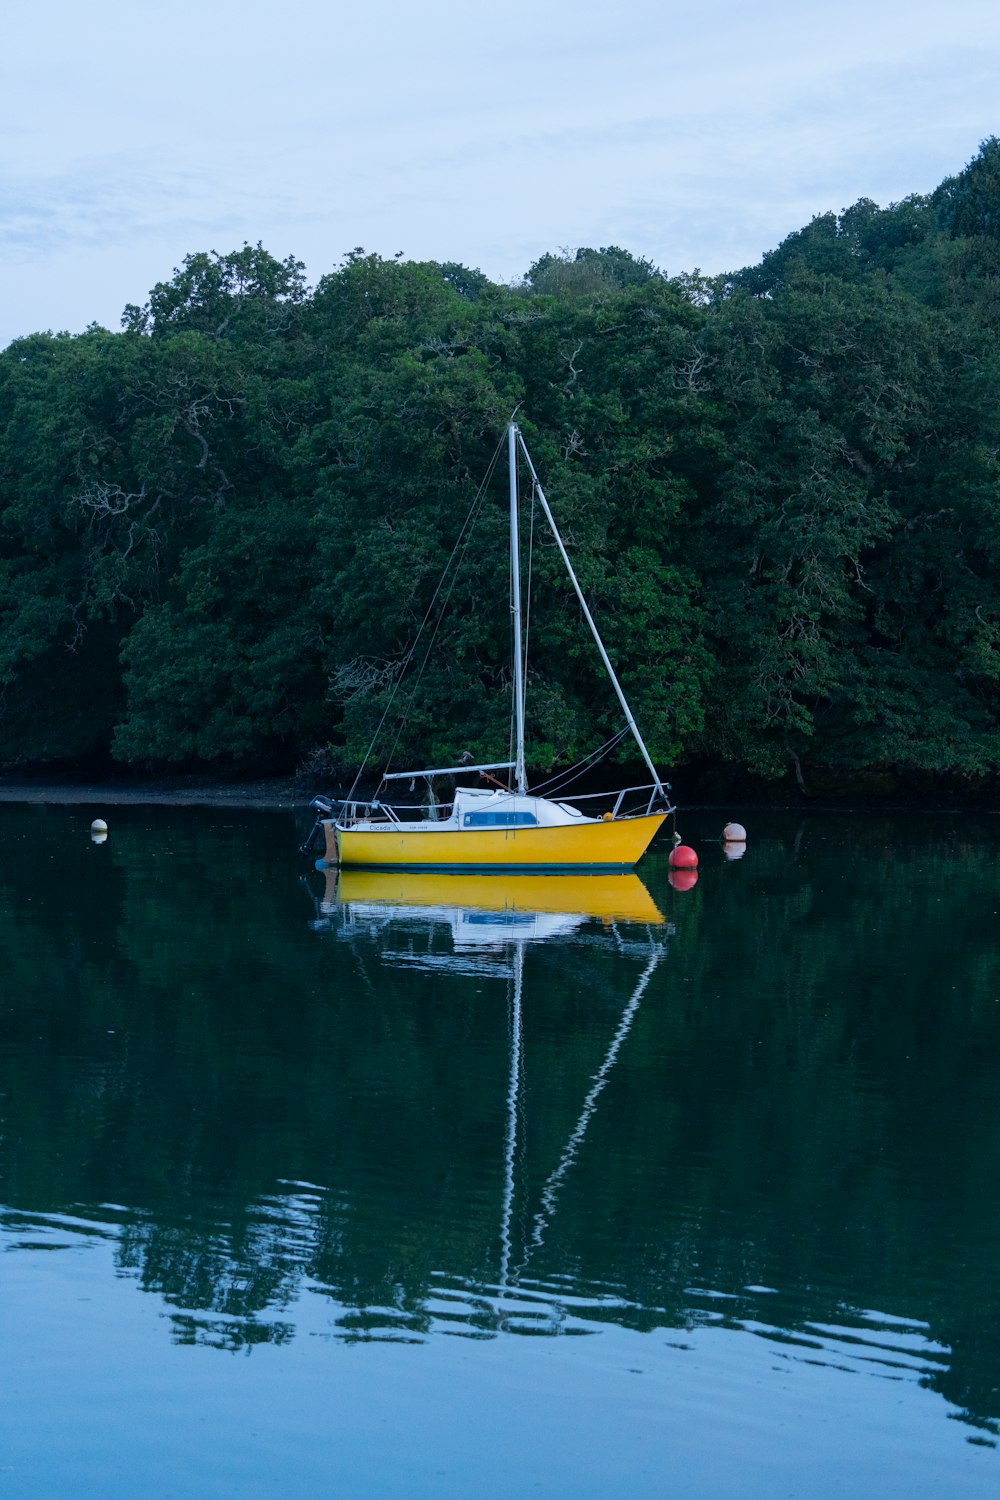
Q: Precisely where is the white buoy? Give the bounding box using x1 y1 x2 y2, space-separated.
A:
91 818 108 834
91 830 108 845
723 821 747 843
723 841 747 861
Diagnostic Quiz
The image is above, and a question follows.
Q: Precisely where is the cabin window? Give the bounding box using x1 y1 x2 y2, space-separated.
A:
463 811 538 828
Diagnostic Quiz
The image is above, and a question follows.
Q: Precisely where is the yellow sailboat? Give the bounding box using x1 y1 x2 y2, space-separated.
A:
308 422 674 872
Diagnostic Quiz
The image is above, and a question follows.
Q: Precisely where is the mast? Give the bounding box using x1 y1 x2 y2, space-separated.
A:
508 422 528 794
516 430 667 800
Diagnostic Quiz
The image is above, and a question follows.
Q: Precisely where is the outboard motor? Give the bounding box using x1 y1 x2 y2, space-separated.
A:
299 795 336 856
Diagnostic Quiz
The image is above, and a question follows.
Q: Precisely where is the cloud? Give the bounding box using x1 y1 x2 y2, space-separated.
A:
3 0 1000 342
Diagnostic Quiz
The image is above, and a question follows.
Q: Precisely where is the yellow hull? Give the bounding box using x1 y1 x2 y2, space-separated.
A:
328 868 664 924
323 813 665 870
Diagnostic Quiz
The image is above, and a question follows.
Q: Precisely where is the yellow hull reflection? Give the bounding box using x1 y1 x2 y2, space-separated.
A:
324 813 666 871
327 868 664 925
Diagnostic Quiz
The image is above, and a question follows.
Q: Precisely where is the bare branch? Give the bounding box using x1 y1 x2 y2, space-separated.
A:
673 344 716 392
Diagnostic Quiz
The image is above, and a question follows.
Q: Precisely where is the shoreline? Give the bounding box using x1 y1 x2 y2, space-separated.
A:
0 776 305 809
0 774 996 817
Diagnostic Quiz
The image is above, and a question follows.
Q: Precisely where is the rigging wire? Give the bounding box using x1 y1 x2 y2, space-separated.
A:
343 430 507 802
528 725 631 798
379 448 502 778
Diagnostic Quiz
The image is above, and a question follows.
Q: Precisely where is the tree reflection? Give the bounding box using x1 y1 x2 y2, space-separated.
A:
0 805 997 1440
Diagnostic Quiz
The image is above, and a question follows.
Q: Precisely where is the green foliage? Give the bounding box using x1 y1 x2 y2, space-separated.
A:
525 245 660 295
7 145 1000 789
121 243 308 340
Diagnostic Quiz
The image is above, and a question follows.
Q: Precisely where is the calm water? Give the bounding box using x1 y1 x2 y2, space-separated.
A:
0 802 998 1497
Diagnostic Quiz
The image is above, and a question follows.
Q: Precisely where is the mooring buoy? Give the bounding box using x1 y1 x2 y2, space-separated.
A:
669 844 698 869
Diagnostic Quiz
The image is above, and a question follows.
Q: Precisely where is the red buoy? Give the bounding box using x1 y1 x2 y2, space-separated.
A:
669 844 698 869
669 868 699 892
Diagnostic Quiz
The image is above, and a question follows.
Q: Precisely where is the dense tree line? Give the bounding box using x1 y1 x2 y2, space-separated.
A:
4 143 1000 790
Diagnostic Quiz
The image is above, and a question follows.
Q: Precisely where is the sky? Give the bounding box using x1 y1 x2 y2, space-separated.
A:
2 0 1000 346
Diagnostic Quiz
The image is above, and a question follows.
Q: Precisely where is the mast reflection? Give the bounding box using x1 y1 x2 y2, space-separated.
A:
307 864 670 1325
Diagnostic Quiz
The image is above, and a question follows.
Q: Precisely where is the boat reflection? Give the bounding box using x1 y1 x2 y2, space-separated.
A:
307 867 667 975
305 869 671 1302
329 868 665 923
313 867 663 956
304 867 670 1296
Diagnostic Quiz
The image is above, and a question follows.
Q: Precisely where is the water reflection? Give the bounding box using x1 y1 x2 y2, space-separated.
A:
312 867 667 971
0 805 998 1456
312 869 671 1311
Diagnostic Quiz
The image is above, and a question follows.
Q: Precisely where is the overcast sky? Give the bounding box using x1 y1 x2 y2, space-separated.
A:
2 0 999 346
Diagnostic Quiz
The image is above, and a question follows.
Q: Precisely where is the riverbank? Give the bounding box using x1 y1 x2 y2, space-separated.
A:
1 763 997 812
0 775 304 809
